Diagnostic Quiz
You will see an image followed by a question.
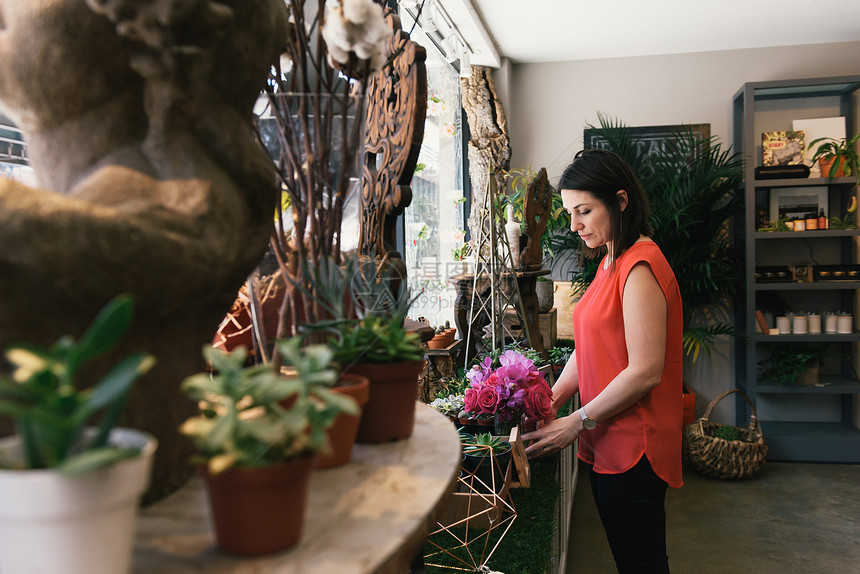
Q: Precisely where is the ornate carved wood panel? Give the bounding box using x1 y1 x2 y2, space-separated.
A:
359 11 428 262
520 167 552 270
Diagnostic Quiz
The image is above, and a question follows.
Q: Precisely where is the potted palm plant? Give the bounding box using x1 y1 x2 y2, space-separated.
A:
555 114 745 362
0 295 157 574
809 134 860 184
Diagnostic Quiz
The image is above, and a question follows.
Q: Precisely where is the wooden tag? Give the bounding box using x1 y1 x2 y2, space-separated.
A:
508 426 531 488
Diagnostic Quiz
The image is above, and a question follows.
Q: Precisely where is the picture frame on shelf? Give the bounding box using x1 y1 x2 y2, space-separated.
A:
768 186 828 224
791 261 813 283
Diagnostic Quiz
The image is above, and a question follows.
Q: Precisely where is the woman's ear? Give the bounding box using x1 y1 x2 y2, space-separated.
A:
616 189 629 212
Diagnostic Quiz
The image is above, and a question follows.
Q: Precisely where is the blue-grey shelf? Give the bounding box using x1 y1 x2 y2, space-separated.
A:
760 421 860 462
756 377 860 394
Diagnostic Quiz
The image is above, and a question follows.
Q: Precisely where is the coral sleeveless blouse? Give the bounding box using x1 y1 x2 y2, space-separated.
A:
572 240 683 487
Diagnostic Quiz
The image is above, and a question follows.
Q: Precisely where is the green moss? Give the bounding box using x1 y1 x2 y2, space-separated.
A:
425 454 562 574
713 424 740 441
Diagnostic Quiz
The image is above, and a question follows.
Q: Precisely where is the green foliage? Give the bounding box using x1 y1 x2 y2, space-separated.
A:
809 134 860 184
757 216 792 232
289 254 425 365
503 167 569 259
180 338 358 474
462 432 510 455
547 344 573 366
757 343 825 385
713 424 740 441
331 316 424 365
450 241 470 261
0 295 155 474
564 114 745 360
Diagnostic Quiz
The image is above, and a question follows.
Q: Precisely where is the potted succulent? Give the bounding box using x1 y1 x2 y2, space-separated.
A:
809 134 860 184
0 295 157 574
332 313 426 443
547 341 574 379
429 392 465 423
461 432 512 495
179 337 358 556
427 321 456 349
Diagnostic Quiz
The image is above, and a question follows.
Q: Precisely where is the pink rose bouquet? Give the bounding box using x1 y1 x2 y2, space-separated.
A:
463 350 553 425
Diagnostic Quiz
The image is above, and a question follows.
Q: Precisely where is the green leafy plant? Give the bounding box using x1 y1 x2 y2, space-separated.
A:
809 134 860 184
451 242 471 261
547 345 573 366
553 114 744 362
503 167 569 259
756 343 826 385
325 256 425 366
180 338 358 475
0 295 155 474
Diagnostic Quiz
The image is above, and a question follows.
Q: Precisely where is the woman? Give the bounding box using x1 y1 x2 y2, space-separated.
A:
522 149 683 574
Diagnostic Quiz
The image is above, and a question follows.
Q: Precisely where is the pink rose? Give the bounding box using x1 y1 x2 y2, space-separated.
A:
523 382 553 421
464 387 478 414
476 385 499 414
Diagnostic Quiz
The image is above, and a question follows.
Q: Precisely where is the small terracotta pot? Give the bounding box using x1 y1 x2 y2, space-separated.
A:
427 331 454 349
819 157 846 178
202 454 315 556
315 373 370 468
347 360 424 443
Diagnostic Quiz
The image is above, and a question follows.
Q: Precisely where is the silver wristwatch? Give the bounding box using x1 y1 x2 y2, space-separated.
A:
580 407 597 430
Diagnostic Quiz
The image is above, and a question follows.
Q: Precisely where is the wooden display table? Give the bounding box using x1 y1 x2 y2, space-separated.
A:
132 403 461 573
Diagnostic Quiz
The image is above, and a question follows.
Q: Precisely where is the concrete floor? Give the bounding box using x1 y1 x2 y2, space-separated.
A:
567 461 860 573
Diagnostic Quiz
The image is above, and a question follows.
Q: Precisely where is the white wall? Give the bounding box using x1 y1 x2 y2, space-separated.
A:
500 41 860 422
506 41 860 181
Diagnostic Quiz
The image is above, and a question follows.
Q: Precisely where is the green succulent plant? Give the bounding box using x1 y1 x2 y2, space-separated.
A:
180 338 358 475
547 345 573 366
331 316 424 365
463 432 510 455
0 295 156 475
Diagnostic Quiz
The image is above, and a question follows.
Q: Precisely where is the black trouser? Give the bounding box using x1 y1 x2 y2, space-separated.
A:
588 455 670 574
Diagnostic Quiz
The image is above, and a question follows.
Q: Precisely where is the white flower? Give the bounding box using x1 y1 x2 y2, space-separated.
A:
322 0 392 73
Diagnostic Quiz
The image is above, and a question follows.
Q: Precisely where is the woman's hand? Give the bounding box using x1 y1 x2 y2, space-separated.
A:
521 414 580 458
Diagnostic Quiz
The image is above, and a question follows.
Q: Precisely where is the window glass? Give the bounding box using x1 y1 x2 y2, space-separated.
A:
403 41 466 331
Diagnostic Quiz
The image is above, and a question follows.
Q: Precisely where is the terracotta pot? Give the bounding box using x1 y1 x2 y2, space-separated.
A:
427 330 455 349
347 360 424 443
316 373 370 468
819 157 846 178
202 454 315 556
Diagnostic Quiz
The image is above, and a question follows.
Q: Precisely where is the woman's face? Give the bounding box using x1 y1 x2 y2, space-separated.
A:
561 189 615 251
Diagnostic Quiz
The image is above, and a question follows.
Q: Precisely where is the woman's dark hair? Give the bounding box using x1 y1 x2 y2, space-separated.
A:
557 148 652 267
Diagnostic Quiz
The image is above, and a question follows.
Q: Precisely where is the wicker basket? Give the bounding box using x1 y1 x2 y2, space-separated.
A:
684 389 767 480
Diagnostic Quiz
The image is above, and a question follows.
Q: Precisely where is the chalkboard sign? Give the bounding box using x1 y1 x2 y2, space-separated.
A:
583 123 710 160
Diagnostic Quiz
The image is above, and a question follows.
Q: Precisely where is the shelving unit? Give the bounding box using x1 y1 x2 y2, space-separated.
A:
733 75 860 463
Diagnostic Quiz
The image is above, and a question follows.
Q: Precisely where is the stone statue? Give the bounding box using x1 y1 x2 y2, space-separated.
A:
0 0 288 501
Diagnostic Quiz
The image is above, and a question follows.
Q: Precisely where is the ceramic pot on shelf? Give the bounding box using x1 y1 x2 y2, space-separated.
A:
315 373 370 468
202 453 315 556
0 428 157 574
346 360 424 443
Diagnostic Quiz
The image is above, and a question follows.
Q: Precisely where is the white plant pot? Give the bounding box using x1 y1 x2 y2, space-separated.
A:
0 428 157 574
